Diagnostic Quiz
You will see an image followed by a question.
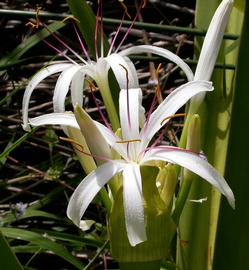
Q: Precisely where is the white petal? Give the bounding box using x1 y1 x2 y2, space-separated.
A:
119 45 194 81
53 65 83 113
94 121 129 160
119 88 141 160
71 70 85 107
140 80 213 149
67 161 125 226
105 53 139 89
194 0 233 81
143 147 235 208
22 63 72 131
29 112 80 129
119 88 140 140
138 87 146 127
123 164 147 246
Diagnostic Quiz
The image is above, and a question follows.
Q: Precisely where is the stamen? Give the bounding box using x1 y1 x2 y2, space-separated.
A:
155 63 163 104
119 64 131 128
119 0 131 19
107 12 126 56
62 15 80 24
100 0 104 58
43 24 88 65
146 145 203 157
115 0 144 53
94 2 100 60
144 63 162 131
59 136 111 162
87 80 112 130
61 15 91 61
160 113 186 125
42 39 78 65
149 131 165 149
26 6 41 29
72 23 91 62
116 139 141 144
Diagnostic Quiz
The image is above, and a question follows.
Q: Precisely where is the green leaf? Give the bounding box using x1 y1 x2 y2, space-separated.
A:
0 228 84 270
214 2 249 269
0 231 24 270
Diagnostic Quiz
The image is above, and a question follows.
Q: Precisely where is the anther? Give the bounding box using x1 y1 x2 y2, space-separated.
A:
160 113 186 125
155 63 163 103
116 139 141 144
119 0 131 19
25 6 41 29
62 15 80 24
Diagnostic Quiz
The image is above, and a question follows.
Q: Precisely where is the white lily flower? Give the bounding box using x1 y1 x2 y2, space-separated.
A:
57 80 232 247
28 80 234 246
22 5 194 133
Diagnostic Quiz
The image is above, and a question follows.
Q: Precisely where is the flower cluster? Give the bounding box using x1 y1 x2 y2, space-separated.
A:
22 0 234 247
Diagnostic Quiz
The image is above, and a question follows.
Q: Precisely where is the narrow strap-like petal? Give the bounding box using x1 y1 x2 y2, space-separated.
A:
143 147 235 208
119 45 194 81
71 70 85 107
123 164 147 246
140 80 213 150
67 161 125 227
94 121 129 161
119 88 141 160
53 65 83 113
194 0 233 81
22 63 72 131
105 53 139 89
29 112 80 129
119 88 140 140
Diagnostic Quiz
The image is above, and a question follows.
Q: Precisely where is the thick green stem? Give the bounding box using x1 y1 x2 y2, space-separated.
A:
119 260 161 270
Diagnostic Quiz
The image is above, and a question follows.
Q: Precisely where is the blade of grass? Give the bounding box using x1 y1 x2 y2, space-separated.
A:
0 128 38 162
0 228 85 270
0 231 24 270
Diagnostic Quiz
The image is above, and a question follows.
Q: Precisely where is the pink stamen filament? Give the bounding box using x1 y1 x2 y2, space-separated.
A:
100 0 104 58
115 0 144 53
72 23 91 62
94 3 100 60
43 23 88 65
60 136 111 162
144 63 162 131
88 82 112 131
107 12 126 56
42 39 77 65
144 90 157 131
149 131 165 149
145 145 204 157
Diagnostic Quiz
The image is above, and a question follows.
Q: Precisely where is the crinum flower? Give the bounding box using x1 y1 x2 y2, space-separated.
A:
22 0 193 133
27 78 235 247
